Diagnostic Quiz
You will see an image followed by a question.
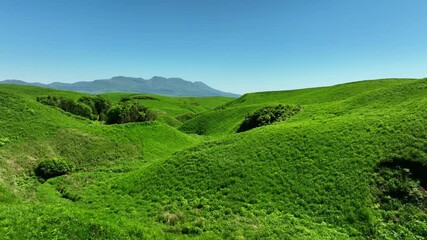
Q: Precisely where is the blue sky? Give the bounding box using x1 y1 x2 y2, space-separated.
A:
1 0 426 94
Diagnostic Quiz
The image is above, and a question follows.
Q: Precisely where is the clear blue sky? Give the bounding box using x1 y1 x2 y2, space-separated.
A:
1 0 426 94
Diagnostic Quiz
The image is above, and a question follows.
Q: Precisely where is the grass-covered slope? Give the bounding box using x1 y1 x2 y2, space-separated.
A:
225 78 414 107
102 92 233 127
179 79 418 136
120 79 427 238
1 79 427 239
0 85 203 169
179 105 261 136
0 85 209 238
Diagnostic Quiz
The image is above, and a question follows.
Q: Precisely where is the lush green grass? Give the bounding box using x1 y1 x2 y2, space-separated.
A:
0 85 204 198
180 78 421 137
1 79 427 239
102 92 233 127
117 79 427 238
179 105 261 136
225 78 414 107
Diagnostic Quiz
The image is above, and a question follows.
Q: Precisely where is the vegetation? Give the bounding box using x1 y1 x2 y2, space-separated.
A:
37 95 96 120
237 104 302 132
35 158 74 180
106 101 157 124
1 78 427 239
37 94 157 124
37 95 111 120
121 95 160 102
78 95 112 121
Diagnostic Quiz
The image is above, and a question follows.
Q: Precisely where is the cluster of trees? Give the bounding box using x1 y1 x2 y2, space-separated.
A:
37 95 101 120
105 101 157 124
237 104 302 132
37 95 156 124
78 96 112 121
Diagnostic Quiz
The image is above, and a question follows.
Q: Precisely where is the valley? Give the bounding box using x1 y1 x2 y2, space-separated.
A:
1 78 427 239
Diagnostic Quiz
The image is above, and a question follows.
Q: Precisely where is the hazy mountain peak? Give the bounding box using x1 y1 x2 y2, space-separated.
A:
0 76 240 97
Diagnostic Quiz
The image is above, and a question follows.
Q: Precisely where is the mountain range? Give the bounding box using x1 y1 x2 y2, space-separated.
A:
0 76 239 97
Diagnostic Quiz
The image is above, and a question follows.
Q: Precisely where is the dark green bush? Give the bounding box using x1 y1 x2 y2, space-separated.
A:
237 104 302 132
36 96 62 108
59 98 77 112
35 158 74 180
78 95 111 121
106 101 157 124
37 95 111 121
105 106 122 125
70 102 95 119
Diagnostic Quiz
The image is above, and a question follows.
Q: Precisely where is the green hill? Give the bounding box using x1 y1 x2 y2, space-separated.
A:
101 92 233 127
1 79 427 239
179 79 419 136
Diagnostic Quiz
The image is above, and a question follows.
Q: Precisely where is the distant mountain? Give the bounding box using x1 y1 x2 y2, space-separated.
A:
0 76 240 97
0 79 46 87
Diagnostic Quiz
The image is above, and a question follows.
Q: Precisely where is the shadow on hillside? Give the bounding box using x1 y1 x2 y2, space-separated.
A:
374 158 427 208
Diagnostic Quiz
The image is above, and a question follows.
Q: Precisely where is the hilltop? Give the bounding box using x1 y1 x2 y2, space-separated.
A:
0 76 240 97
0 78 426 239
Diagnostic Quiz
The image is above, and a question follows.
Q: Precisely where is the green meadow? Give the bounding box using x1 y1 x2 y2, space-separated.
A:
1 78 427 239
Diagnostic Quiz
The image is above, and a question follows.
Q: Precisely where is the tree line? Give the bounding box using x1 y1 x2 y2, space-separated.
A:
37 95 156 124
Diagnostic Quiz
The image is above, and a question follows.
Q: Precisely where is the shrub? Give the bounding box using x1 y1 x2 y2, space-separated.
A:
37 96 95 119
105 106 122 124
106 101 157 124
36 96 62 108
237 104 302 132
78 95 111 120
70 102 95 119
35 158 74 180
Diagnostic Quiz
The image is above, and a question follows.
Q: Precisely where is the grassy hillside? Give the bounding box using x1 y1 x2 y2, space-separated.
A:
102 92 233 127
120 79 427 238
1 79 427 239
179 79 418 136
0 85 209 198
225 78 413 107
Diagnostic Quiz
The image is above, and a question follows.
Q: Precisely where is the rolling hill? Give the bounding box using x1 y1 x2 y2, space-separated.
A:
0 78 427 239
0 76 240 97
